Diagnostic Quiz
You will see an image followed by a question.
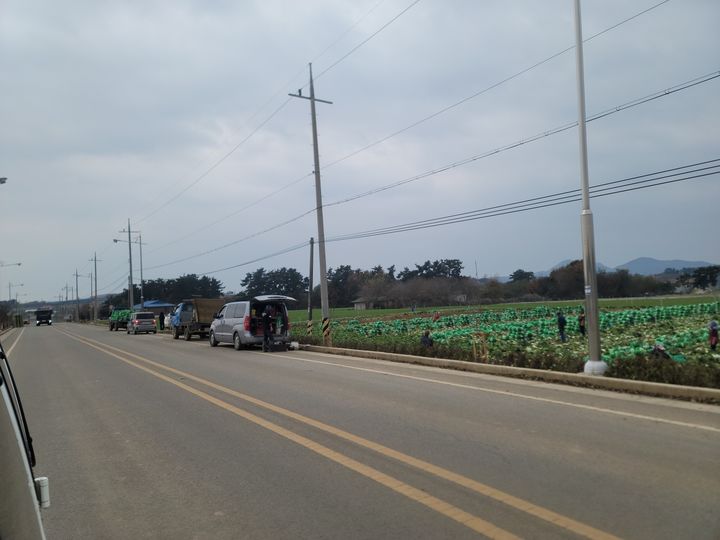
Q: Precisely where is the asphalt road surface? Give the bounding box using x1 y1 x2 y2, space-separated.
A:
5 323 720 539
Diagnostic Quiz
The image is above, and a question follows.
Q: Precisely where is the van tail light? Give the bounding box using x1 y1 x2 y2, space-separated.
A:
243 315 250 331
133 319 139 325
287 321 291 331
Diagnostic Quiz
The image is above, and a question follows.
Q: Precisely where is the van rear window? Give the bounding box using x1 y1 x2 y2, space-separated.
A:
135 313 154 319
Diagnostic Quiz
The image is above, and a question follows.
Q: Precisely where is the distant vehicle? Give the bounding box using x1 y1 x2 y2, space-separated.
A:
171 298 226 341
209 295 295 351
35 309 53 326
126 312 157 335
108 309 131 331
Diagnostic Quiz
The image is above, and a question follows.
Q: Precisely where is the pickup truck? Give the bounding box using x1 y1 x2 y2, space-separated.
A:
170 298 226 341
108 309 131 331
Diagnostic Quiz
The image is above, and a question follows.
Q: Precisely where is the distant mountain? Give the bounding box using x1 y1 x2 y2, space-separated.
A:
533 257 714 278
615 257 715 276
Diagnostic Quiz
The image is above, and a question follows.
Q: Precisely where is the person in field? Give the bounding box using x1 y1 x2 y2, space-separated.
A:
420 330 433 348
557 311 567 343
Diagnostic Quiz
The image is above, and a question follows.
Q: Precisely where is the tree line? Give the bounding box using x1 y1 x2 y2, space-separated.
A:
95 262 718 315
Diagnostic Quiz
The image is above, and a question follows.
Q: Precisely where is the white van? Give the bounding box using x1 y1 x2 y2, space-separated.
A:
209 295 296 351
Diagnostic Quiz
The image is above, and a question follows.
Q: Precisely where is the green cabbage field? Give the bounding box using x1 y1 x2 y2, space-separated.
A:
302 301 720 387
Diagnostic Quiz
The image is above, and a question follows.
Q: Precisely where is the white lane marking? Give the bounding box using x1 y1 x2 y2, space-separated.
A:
5 327 24 356
269 352 720 434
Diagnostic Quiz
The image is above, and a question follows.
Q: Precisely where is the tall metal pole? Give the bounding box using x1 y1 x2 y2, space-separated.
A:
93 252 98 320
289 64 333 345
307 237 314 336
138 233 145 309
74 269 80 322
573 0 605 375
124 219 134 310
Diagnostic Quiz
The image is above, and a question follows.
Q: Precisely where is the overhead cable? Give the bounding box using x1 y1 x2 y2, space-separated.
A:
142 0 677 255
321 0 673 171
327 160 720 242
138 72 717 274
325 71 720 208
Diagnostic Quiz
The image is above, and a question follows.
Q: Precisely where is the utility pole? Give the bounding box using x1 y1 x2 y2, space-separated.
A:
74 269 80 322
89 252 100 321
119 220 134 310
0 261 22 302
289 63 333 345
307 237 314 336
138 233 145 309
573 0 605 375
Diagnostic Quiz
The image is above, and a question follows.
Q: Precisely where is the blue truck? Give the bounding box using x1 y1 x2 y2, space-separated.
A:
170 298 225 341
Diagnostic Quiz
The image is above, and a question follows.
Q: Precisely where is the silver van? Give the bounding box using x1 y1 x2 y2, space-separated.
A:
209 295 296 351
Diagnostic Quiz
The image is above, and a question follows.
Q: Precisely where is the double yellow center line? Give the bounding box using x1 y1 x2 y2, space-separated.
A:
60 329 619 539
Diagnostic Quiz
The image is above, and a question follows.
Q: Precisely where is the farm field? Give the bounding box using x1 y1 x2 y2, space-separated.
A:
292 295 720 388
288 294 717 324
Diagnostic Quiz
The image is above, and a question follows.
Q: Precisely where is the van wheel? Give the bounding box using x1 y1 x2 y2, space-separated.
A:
209 332 218 347
233 333 242 351
184 327 192 341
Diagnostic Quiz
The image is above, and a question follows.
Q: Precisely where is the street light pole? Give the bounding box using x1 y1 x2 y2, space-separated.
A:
0 262 22 303
573 0 605 375
89 252 100 320
114 234 146 310
8 282 23 302
116 220 135 309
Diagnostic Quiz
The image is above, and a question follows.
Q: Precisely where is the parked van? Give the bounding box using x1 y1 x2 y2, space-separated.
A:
209 295 296 351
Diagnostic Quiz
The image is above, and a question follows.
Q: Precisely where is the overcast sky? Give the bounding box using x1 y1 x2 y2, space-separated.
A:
1 0 718 303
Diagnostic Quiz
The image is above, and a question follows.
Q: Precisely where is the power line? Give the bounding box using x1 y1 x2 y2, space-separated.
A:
137 72 717 275
311 0 389 65
194 159 716 278
327 160 720 242
315 0 422 80
142 2 398 255
144 209 316 272
320 0 673 171
199 241 309 276
324 70 720 208
135 97 292 225
139 1 677 257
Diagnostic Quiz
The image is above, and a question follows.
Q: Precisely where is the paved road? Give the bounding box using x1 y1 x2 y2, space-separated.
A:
5 323 720 539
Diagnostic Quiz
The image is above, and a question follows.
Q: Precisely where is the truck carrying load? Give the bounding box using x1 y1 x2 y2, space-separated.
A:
108 309 131 331
170 298 226 341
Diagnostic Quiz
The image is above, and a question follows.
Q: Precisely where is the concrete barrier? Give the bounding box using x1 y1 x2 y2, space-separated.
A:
301 345 720 403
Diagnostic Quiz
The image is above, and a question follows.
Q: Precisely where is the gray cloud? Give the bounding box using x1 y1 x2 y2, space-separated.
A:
1 0 717 301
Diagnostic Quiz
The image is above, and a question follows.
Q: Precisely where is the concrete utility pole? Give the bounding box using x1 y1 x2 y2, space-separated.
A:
74 269 80 322
118 220 135 310
307 237 314 336
138 233 145 309
289 64 333 345
89 252 101 320
62 283 72 320
573 0 605 375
